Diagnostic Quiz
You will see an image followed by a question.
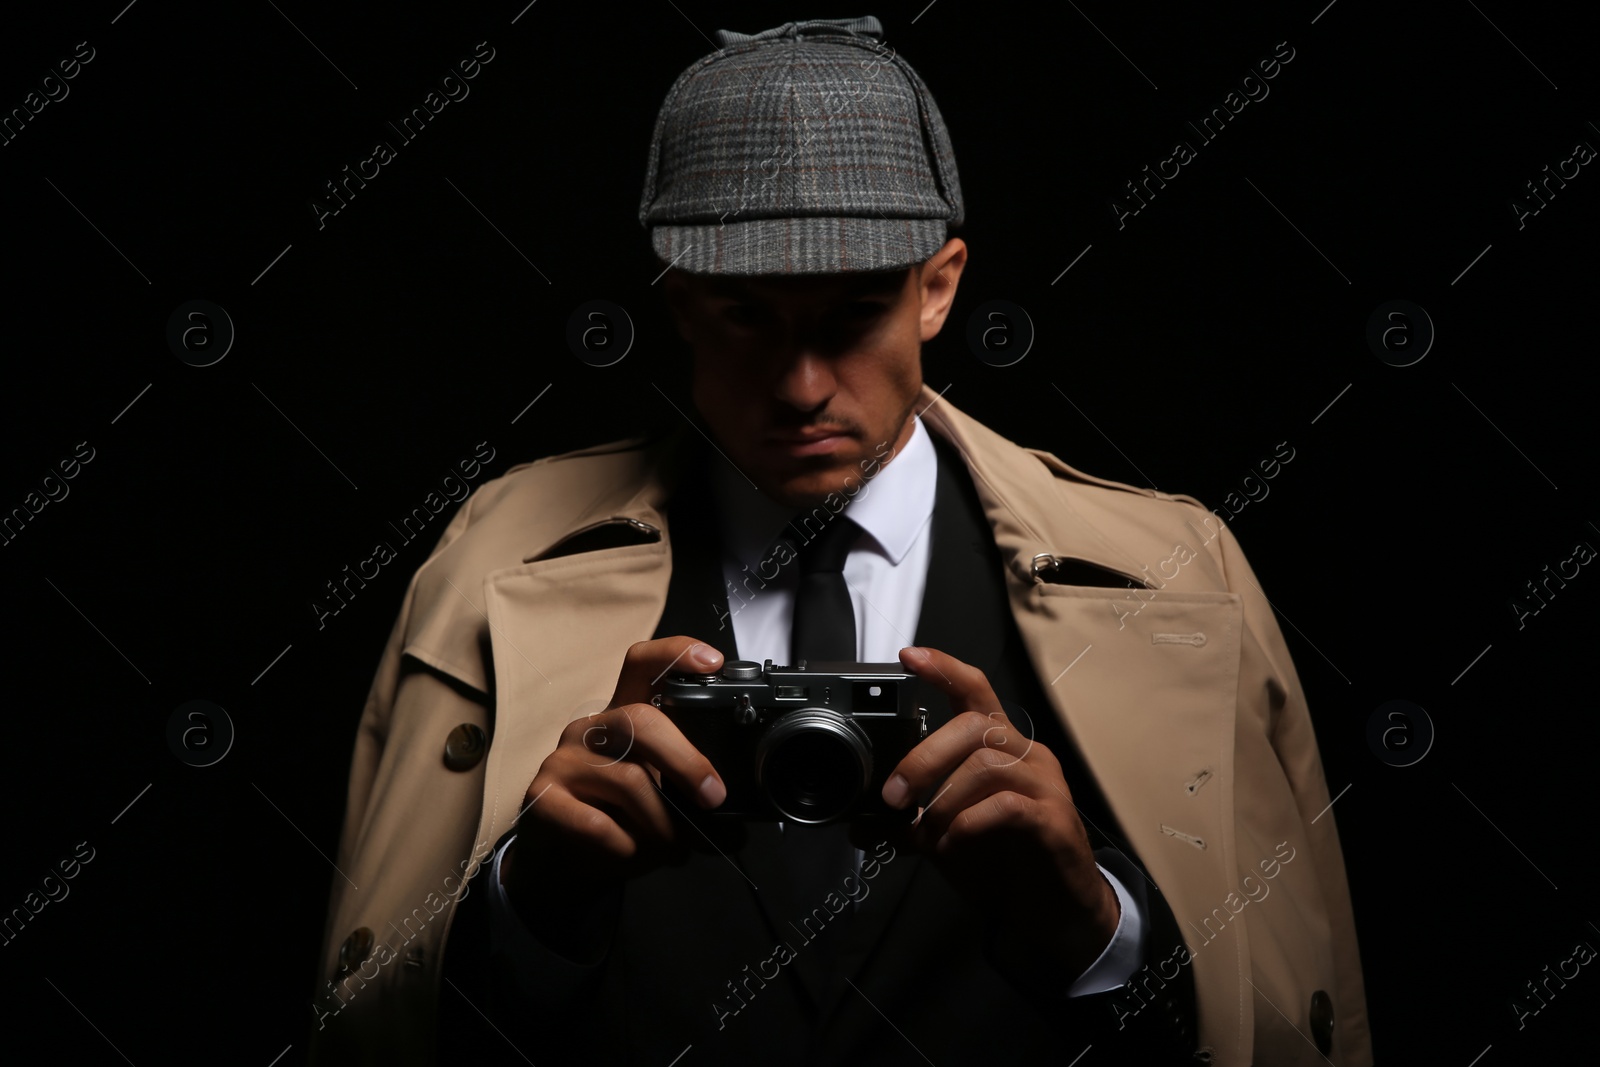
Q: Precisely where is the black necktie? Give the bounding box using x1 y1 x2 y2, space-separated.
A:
781 512 865 1000
789 513 863 664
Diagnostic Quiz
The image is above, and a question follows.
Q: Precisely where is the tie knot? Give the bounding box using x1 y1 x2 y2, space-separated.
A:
790 513 863 575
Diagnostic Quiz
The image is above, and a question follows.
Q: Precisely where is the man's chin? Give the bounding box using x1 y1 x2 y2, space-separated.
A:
751 457 859 509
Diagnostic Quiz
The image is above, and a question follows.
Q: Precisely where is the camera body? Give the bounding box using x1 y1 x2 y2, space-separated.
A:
653 659 929 825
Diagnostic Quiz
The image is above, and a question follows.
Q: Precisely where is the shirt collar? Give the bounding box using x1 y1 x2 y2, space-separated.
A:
710 414 937 569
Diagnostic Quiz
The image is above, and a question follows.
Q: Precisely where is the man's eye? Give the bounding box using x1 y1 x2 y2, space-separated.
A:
831 303 887 329
721 304 764 325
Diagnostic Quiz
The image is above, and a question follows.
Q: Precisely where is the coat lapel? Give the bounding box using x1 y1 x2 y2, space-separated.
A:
465 433 692 859
916 388 1245 1050
475 538 674 849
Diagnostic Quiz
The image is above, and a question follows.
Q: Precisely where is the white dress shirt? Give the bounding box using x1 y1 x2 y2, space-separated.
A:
488 415 1145 997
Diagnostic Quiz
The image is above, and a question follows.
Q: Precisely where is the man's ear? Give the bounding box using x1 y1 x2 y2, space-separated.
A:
917 238 968 342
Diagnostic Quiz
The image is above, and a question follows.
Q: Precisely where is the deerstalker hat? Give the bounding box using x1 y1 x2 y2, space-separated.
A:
639 15 964 275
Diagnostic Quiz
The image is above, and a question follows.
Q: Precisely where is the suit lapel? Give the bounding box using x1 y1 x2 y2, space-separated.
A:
641 458 843 1009
807 433 998 1012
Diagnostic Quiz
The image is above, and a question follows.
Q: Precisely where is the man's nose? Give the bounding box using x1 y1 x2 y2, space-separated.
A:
769 344 838 412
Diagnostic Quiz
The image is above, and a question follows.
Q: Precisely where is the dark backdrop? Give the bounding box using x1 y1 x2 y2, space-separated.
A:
1 1 1595 1063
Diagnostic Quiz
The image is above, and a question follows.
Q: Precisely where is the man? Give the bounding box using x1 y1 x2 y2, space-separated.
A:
309 16 1370 1066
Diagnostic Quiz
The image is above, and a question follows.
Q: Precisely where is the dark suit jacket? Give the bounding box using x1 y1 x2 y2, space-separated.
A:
438 430 1196 1065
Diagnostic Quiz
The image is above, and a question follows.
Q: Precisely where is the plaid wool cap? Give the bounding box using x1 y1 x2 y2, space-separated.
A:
638 15 964 275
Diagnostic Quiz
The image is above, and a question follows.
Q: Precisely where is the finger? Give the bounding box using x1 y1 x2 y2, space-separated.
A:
571 703 727 810
880 707 1019 811
934 789 1044 854
908 746 1049 843
549 754 679 847
610 636 725 709
897 646 1004 718
521 785 639 861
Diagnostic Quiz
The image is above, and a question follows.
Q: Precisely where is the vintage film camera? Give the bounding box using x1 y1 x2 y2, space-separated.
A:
653 659 929 824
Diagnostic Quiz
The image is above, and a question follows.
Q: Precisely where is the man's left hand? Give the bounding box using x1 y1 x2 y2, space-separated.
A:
874 645 1121 981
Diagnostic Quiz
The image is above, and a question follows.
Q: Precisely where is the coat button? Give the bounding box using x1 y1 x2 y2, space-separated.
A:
1309 989 1334 1054
339 926 374 971
443 723 488 771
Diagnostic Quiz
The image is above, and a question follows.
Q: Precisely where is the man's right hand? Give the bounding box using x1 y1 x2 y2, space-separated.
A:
500 637 727 958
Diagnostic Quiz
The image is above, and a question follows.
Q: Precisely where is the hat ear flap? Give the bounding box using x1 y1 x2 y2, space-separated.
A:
896 61 964 230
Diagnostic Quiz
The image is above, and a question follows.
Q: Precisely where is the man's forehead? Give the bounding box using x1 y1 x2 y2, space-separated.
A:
698 269 909 299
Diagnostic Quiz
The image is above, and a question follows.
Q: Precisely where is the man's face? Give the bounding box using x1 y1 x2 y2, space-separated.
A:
664 238 967 509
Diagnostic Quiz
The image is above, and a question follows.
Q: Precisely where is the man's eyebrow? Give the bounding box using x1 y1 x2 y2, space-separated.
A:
703 276 755 298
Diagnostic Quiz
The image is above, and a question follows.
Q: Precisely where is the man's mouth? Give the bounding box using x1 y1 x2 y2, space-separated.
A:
767 428 852 456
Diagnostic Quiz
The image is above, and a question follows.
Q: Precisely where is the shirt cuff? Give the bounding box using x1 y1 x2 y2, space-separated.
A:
486 833 609 998
1064 863 1146 997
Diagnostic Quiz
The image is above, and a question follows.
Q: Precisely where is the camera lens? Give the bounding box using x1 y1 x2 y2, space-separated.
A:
756 710 871 824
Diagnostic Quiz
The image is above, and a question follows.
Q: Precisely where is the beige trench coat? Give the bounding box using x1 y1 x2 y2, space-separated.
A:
309 383 1372 1066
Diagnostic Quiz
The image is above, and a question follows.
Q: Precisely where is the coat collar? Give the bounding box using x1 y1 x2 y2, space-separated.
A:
505 383 1169 591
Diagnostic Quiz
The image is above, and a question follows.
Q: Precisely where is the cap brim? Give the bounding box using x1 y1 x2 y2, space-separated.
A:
651 216 947 276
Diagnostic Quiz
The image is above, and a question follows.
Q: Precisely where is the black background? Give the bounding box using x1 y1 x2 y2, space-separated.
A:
1 1 1596 1063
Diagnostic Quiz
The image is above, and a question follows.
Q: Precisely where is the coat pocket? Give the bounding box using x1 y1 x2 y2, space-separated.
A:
521 517 661 564
1027 551 1148 589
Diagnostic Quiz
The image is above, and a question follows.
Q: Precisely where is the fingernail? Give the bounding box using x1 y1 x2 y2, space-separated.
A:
693 644 721 669
699 774 726 808
882 774 910 809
